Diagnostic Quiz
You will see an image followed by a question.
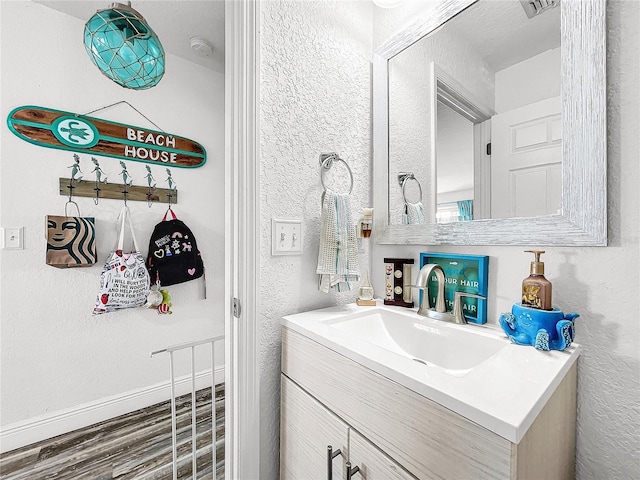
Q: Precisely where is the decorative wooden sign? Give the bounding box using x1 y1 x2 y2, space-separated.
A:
7 106 206 168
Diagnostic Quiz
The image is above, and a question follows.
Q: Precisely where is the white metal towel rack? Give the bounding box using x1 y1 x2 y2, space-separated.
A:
151 335 224 480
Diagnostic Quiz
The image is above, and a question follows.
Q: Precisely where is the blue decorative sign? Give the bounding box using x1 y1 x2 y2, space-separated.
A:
419 252 489 324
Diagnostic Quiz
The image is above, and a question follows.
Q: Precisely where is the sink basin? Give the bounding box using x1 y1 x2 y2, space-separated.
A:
323 307 506 372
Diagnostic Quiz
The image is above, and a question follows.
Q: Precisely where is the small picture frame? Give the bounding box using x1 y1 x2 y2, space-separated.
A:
419 252 489 324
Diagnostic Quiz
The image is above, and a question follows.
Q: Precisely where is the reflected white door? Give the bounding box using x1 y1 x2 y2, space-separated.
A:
490 96 561 218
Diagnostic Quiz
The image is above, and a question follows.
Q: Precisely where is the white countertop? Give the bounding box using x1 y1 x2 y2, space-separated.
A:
282 301 581 444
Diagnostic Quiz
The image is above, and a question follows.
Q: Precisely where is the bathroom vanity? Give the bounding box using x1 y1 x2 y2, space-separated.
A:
280 304 580 479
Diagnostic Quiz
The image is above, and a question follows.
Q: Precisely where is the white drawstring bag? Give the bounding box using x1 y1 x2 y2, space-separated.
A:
92 206 150 315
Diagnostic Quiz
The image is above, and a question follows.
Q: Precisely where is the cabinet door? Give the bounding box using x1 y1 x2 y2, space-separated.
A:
281 375 349 480
348 429 419 480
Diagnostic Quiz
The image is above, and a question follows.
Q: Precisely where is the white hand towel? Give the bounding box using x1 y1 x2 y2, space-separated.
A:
403 201 426 225
317 191 360 293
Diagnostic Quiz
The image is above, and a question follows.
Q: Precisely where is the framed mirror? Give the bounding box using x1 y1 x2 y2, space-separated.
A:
373 0 606 246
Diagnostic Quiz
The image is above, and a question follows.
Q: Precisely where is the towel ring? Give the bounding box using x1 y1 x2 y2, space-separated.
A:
398 172 423 204
319 152 354 194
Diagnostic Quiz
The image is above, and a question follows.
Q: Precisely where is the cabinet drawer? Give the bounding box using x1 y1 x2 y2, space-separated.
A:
282 327 512 479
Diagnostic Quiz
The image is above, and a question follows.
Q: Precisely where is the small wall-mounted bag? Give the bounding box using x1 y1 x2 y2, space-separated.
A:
46 202 97 268
92 206 150 315
146 208 204 286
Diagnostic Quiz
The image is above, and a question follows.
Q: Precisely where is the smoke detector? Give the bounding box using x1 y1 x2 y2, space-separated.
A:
190 36 213 57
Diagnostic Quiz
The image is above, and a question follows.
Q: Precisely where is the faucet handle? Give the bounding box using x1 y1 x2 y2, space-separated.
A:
453 292 486 324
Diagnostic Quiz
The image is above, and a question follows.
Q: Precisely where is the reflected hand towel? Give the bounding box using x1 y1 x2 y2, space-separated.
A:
403 201 425 225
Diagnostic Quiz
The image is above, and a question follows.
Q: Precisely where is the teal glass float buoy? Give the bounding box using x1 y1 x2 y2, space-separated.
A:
83 2 165 90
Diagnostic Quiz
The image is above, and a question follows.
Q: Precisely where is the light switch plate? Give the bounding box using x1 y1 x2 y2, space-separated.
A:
2 227 24 250
271 219 303 256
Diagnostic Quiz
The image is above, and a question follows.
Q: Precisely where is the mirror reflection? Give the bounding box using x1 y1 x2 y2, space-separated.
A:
388 0 561 225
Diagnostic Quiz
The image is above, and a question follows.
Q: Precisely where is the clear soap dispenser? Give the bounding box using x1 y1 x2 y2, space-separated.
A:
522 250 552 311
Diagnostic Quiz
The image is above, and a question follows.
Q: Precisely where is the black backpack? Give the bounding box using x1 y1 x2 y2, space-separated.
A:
146 209 204 286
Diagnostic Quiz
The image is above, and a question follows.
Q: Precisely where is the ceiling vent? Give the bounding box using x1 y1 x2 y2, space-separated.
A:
520 0 560 19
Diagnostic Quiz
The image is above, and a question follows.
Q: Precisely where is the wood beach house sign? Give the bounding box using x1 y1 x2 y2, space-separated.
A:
7 106 206 168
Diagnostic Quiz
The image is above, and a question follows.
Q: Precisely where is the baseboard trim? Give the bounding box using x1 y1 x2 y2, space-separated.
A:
0 367 224 454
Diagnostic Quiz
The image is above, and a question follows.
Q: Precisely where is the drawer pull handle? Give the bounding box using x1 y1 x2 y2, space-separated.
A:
347 461 361 479
327 445 342 480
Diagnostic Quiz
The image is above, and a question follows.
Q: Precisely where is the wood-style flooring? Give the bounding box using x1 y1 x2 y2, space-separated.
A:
0 384 224 479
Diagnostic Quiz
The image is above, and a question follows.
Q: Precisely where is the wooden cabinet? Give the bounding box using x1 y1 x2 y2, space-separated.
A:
281 375 415 480
281 327 577 480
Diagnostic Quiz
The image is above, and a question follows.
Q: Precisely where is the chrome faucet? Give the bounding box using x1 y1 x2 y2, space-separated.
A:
411 264 446 316
411 264 485 325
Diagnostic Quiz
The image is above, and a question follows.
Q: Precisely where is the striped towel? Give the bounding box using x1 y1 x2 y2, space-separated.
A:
316 191 360 293
403 201 426 225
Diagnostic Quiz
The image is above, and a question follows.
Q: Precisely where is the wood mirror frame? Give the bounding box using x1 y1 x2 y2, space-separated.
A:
373 0 606 246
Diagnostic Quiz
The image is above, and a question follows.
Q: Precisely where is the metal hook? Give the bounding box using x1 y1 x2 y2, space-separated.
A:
67 176 75 203
64 156 81 215
94 183 101 205
65 153 82 204
147 187 155 208
119 161 134 186
65 176 81 217
165 168 176 190
165 168 177 207
91 157 107 205
119 161 133 206
145 165 156 208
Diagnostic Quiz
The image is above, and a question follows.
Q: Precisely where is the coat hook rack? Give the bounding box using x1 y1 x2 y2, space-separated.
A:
58 178 178 205
59 159 177 205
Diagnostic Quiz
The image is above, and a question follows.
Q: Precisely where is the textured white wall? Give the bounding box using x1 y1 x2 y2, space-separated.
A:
0 2 225 429
372 1 640 478
259 1 373 477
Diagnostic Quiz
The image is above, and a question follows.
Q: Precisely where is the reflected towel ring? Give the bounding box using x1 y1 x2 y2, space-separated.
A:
319 152 354 194
398 172 423 204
